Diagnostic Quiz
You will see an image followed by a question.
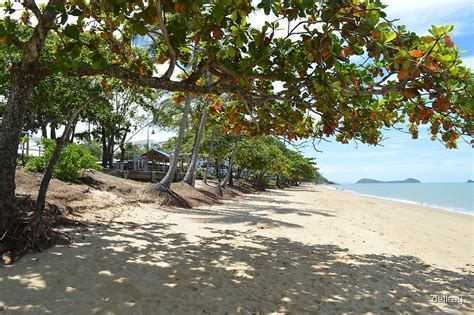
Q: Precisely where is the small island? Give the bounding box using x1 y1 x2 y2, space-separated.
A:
356 178 421 184
468 180 473 183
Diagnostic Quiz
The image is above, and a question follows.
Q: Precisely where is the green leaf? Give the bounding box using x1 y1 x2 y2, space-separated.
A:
220 0 232 6
430 25 444 36
63 25 80 40
384 31 396 44
212 8 225 23
443 24 454 33
227 46 236 57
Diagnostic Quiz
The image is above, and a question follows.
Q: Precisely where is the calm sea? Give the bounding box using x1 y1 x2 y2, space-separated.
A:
336 183 473 215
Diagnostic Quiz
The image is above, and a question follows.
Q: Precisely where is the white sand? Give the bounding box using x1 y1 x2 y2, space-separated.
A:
1 184 473 313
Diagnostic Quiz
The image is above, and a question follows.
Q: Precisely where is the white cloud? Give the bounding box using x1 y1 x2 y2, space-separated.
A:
382 0 474 36
461 55 474 69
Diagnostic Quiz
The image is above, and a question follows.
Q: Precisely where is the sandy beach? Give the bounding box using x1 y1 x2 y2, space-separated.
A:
1 184 473 313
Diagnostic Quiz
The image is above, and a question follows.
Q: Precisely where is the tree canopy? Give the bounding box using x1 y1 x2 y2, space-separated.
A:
1 0 471 147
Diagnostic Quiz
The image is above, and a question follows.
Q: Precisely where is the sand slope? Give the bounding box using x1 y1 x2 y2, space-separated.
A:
1 184 473 313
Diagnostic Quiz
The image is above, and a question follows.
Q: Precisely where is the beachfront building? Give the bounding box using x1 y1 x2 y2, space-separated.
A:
110 148 186 182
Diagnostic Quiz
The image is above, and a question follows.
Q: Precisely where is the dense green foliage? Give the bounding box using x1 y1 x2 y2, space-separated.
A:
1 0 470 146
26 139 99 181
163 131 319 185
235 136 317 184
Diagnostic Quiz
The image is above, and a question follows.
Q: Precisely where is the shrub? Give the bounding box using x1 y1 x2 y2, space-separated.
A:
195 170 204 179
26 138 99 181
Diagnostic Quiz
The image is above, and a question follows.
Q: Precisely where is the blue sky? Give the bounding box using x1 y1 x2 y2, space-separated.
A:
303 0 474 183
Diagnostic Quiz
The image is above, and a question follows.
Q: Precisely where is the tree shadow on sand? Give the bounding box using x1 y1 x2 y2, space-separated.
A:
1 222 472 314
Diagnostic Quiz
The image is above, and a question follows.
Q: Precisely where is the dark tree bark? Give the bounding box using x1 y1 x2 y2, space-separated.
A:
41 124 48 138
215 159 223 196
50 123 56 139
106 134 115 168
118 128 129 162
182 107 208 186
229 167 234 186
69 122 77 143
0 68 37 228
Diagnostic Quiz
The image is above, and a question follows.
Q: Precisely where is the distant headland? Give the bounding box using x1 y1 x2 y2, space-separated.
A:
356 178 421 184
468 180 473 183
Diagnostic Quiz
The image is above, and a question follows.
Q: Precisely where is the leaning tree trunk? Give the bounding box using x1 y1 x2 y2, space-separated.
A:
33 97 96 224
158 95 193 190
0 68 38 229
221 134 240 189
119 130 128 162
182 107 208 186
203 128 215 184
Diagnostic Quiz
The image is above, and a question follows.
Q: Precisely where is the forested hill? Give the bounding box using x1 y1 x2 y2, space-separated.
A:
314 172 336 185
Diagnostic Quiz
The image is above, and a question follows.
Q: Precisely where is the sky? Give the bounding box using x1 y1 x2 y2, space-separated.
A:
25 0 472 183
304 0 473 183
141 0 474 183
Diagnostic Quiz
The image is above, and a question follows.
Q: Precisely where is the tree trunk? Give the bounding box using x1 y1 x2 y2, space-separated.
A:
229 167 234 186
34 97 96 223
107 135 115 168
119 130 128 162
0 0 63 231
203 128 215 184
50 123 56 139
182 107 208 186
41 124 48 138
221 134 240 188
70 122 77 143
158 96 193 189
0 68 37 229
120 146 126 162
101 127 108 168
215 159 223 196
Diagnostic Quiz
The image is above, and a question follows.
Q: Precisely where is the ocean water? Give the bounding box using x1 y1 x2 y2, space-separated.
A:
336 183 474 215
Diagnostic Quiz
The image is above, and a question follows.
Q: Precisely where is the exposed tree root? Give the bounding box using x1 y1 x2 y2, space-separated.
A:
152 184 192 208
0 196 72 264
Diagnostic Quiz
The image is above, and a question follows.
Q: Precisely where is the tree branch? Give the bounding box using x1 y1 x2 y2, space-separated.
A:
156 0 177 80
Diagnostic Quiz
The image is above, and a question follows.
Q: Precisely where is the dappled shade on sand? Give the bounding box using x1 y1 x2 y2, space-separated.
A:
1 221 472 313
1 184 473 313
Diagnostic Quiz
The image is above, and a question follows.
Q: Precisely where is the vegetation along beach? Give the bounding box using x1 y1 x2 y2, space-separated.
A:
0 0 472 313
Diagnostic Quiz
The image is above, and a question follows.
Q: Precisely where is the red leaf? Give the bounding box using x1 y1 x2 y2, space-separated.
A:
409 50 423 58
444 36 454 47
213 29 224 40
397 70 410 81
341 47 352 58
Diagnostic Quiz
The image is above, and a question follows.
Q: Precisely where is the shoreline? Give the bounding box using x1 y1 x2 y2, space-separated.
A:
324 184 473 216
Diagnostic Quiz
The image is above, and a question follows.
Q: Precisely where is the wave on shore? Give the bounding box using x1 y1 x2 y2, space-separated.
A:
325 184 473 215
